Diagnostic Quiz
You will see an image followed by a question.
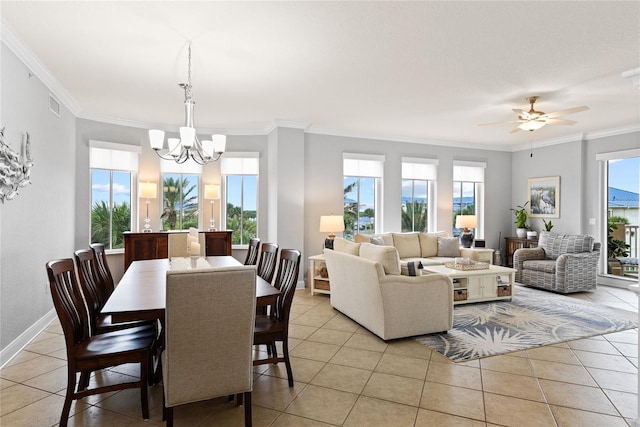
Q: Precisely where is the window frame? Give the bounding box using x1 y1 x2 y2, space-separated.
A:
221 152 260 247
160 173 200 231
401 158 438 232
343 153 385 239
452 161 485 239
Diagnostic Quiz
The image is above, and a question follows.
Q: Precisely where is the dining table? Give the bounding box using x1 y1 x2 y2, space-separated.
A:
101 256 280 323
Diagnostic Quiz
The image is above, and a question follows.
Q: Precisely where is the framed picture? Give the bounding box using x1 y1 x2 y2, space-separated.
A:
528 176 560 218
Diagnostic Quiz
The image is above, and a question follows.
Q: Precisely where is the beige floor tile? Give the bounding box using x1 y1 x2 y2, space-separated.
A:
199 400 277 427
0 383 50 416
415 408 486 427
271 412 334 426
426 361 482 390
290 314 332 328
573 349 637 373
344 332 388 352
251 376 303 411
23 334 67 355
374 353 429 380
0 378 16 390
288 324 318 340
30 331 60 343
284 384 358 425
611 341 638 358
329 346 383 370
310 363 372 394
605 330 638 345
587 366 637 393
420 381 485 421
361 372 424 406
264 357 325 384
427 350 480 367
22 365 69 394
481 370 545 402
551 405 628 427
289 341 341 363
603 388 637 419
305 328 353 346
321 314 360 333
530 359 597 386
538 379 619 415
44 321 64 335
94 384 164 423
303 304 338 318
0 393 89 426
344 396 418 427
0 354 67 383
3 350 41 367
385 339 433 360
566 337 624 355
68 405 162 426
484 392 555 427
480 354 535 376
526 346 581 365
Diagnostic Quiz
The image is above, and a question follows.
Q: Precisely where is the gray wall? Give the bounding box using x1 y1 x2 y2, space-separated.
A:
1 44 77 349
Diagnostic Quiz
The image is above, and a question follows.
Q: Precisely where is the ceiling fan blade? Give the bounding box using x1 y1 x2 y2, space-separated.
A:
477 120 523 127
545 118 577 126
541 105 589 119
510 126 522 134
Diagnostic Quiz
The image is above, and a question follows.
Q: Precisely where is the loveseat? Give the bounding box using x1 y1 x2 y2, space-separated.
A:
354 231 479 268
513 232 601 294
324 240 453 340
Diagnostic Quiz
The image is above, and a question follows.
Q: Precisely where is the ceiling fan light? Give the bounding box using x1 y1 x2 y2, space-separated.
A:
519 120 546 131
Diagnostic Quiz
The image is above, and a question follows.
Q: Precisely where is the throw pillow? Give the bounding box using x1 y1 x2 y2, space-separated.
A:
359 243 401 275
333 238 361 255
437 237 461 257
370 236 386 246
400 261 418 276
392 233 421 258
419 231 449 257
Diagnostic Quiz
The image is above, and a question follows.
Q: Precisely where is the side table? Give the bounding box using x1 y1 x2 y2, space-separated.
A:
460 247 494 264
308 254 330 296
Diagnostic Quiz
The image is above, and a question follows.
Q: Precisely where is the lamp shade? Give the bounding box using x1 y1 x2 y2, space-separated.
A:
205 184 220 200
139 182 157 199
455 215 477 230
319 215 345 233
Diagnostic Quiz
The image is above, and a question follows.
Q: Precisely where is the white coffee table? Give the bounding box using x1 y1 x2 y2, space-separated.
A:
421 264 516 305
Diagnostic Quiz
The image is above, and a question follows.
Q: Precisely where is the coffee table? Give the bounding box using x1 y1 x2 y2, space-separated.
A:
421 264 517 305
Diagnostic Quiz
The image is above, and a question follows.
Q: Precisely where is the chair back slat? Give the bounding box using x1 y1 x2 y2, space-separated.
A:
272 249 301 321
90 243 114 299
46 259 89 348
256 243 279 283
74 249 105 334
243 238 261 265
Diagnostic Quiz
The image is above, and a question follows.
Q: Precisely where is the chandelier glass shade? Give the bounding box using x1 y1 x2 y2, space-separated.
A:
518 120 546 132
149 44 226 165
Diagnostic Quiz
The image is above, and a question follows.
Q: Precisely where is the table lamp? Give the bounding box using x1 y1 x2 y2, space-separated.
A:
319 215 345 249
455 214 477 248
139 182 157 233
204 184 220 231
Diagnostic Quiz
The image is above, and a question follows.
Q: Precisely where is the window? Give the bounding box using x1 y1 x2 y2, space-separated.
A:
161 173 199 230
343 153 385 239
221 153 259 245
597 149 639 279
401 158 438 232
453 161 485 238
89 140 140 250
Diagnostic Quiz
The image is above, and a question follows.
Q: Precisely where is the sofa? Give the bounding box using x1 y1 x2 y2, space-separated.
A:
324 240 453 340
513 232 601 294
354 231 479 268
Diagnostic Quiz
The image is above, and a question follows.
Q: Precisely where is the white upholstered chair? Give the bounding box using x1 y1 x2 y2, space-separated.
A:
162 265 256 426
167 232 205 258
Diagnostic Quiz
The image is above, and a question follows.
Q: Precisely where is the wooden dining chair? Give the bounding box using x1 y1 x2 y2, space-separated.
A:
90 243 114 300
162 265 256 427
46 259 156 427
256 243 279 283
253 249 301 387
244 238 261 265
75 249 155 335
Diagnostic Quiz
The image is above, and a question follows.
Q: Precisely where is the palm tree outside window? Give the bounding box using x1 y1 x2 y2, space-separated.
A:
162 174 199 230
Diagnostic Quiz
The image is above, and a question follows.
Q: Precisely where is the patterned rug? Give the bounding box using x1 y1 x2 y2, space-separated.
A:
414 285 638 362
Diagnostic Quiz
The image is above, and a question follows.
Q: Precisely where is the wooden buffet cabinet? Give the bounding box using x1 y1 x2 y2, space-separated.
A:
504 236 538 267
123 230 233 270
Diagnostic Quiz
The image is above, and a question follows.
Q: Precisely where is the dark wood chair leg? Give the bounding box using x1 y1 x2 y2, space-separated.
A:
165 406 174 427
78 370 90 390
283 340 294 387
140 358 149 420
244 391 252 427
60 369 76 427
237 392 244 406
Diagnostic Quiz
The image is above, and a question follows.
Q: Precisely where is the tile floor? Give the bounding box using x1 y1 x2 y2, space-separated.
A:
1 285 638 426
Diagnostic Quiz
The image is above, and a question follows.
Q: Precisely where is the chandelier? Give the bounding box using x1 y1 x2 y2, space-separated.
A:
148 44 226 165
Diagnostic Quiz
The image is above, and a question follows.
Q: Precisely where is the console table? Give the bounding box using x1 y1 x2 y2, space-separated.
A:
504 236 538 267
123 230 233 270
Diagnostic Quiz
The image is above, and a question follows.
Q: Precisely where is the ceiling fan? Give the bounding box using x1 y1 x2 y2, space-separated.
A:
478 96 589 133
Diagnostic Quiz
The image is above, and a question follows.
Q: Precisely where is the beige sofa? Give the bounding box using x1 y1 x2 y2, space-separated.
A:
354 231 477 267
324 241 453 340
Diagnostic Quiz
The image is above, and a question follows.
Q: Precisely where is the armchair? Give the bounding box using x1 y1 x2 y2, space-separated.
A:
513 232 600 293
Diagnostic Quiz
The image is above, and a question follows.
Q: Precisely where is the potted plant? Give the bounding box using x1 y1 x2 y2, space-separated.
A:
542 219 554 232
607 217 630 275
511 201 529 238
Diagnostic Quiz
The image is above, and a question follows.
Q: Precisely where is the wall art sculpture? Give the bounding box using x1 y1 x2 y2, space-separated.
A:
0 127 33 203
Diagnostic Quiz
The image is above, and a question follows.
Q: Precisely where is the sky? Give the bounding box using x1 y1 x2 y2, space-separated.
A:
609 157 639 194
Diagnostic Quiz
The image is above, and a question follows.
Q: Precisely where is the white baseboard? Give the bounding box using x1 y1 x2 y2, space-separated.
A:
0 309 57 369
296 279 305 289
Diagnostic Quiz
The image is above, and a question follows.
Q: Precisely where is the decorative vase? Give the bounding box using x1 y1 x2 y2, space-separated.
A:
516 228 527 238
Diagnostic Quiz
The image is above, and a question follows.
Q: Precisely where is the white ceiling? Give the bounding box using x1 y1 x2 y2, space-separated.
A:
2 1 639 149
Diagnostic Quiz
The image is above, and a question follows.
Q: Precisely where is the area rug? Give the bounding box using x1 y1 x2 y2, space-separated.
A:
414 285 638 362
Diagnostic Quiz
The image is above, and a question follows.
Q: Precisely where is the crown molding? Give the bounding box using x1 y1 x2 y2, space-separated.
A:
586 123 640 140
1 18 81 116
264 120 310 134
305 126 513 152
511 123 640 152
